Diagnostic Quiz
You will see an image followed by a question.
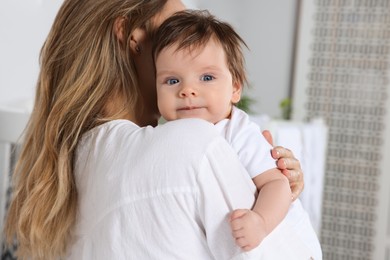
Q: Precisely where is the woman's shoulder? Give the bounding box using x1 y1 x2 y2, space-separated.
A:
76 119 139 157
85 118 218 136
154 118 223 150
157 118 219 137
80 118 222 151
76 118 231 180
82 119 139 139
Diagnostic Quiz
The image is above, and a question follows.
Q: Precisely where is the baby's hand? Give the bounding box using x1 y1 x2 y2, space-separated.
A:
230 209 268 251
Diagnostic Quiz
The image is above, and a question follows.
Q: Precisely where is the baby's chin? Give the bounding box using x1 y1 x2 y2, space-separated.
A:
173 108 208 120
162 108 225 124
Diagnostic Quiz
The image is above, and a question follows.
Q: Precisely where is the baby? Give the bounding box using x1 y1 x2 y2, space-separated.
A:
153 10 322 259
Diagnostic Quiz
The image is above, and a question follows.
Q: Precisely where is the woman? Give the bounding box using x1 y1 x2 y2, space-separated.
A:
4 0 304 259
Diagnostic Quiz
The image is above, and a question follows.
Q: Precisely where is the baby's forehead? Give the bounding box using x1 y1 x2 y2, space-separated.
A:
169 36 223 54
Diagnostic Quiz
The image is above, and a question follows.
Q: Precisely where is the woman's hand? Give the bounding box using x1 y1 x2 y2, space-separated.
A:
262 130 304 201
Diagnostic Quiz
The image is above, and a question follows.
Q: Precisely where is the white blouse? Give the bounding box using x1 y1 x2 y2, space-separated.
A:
67 118 315 259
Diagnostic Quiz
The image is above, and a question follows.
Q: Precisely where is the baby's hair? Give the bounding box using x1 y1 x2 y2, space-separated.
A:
153 9 248 87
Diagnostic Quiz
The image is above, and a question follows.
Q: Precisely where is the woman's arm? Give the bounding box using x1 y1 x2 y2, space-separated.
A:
197 137 313 259
197 137 257 259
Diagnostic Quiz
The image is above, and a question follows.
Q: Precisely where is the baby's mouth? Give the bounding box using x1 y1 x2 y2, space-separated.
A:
178 106 203 111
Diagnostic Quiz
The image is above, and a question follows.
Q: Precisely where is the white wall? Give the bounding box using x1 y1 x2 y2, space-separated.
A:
0 0 63 107
0 0 297 118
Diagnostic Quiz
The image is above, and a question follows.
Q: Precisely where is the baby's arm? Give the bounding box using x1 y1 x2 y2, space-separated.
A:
230 168 292 251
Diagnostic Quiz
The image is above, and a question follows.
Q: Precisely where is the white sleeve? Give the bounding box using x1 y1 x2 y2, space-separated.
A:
221 108 276 179
196 137 257 259
232 121 276 178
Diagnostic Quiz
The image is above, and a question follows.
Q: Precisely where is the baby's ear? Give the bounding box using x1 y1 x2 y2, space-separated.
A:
129 28 147 55
231 82 242 104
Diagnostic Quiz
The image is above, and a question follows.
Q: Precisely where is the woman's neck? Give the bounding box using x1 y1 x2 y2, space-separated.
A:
103 94 134 121
135 105 160 127
103 94 159 127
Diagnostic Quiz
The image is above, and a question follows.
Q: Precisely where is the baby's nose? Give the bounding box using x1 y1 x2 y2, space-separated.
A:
179 85 197 97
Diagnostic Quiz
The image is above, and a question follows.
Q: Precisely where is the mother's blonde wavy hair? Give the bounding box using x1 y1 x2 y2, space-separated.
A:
4 0 167 259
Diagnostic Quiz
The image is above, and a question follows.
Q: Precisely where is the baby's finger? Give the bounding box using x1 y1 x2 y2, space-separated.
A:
235 237 249 248
232 229 246 239
242 244 256 252
230 218 244 231
230 209 248 221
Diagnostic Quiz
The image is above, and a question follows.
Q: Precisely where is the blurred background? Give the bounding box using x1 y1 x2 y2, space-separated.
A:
1 1 390 259
0 0 297 118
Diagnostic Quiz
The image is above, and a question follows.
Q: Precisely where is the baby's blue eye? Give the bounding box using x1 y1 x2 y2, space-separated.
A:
167 78 179 85
201 75 214 81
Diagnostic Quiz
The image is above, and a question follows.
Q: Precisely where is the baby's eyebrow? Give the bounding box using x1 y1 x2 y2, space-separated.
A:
156 70 176 77
202 66 223 73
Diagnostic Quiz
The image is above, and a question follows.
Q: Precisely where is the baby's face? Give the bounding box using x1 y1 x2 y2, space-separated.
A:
155 38 241 124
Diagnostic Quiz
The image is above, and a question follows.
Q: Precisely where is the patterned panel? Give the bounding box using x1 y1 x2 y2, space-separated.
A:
294 0 390 259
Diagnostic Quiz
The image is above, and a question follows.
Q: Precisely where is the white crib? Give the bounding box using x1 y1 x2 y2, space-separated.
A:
251 115 328 236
